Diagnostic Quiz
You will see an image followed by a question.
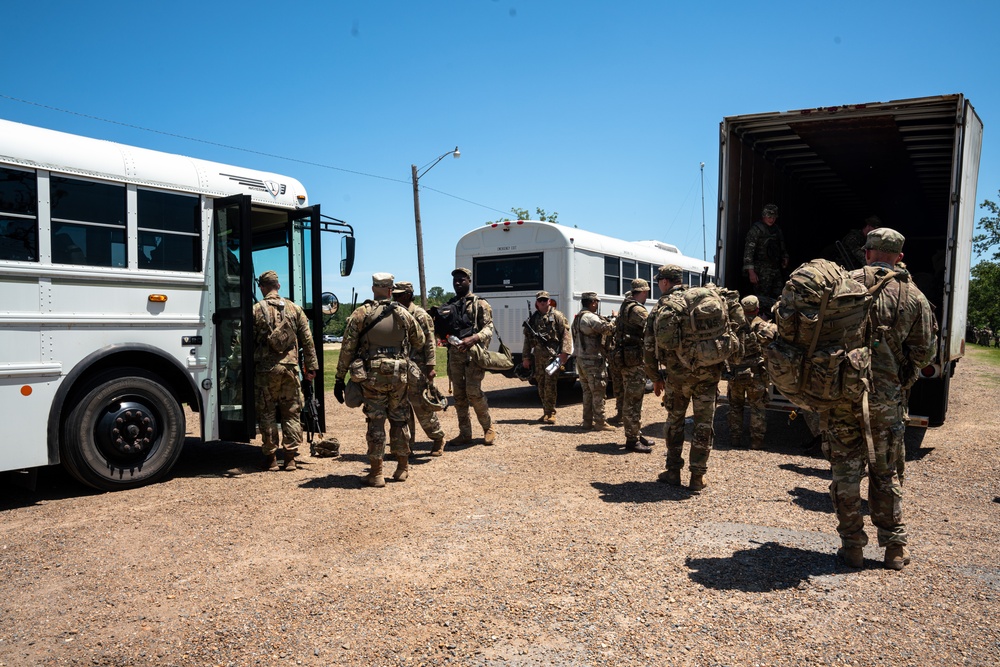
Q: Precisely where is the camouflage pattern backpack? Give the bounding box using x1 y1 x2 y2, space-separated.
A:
655 285 741 370
765 258 887 411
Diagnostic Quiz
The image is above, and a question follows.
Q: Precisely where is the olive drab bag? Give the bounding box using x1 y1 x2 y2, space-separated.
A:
765 258 893 411
656 286 740 370
261 299 297 353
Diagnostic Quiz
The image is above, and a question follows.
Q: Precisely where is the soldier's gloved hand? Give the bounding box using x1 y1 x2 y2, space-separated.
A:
334 378 346 404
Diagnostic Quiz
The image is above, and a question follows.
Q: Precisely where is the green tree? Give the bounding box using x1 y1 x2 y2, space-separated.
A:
973 191 1000 260
491 207 559 224
427 286 453 308
967 260 1000 331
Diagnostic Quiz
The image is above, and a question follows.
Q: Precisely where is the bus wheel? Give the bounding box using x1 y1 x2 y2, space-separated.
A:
62 370 185 491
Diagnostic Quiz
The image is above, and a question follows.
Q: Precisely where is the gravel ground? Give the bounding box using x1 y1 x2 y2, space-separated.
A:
1 350 999 667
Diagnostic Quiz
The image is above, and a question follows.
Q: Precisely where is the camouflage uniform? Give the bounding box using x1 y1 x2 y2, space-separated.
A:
648 281 745 481
253 289 318 458
445 293 495 439
522 301 572 420
337 299 424 460
571 300 615 427
401 297 445 445
742 210 789 310
823 253 936 553
614 294 650 441
607 347 624 419
727 302 771 449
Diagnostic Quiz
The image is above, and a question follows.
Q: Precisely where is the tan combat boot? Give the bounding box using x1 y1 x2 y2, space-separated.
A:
658 469 682 486
447 434 472 447
607 412 623 426
262 454 279 472
393 456 409 481
365 458 386 488
430 438 445 457
838 546 864 569
750 438 764 451
592 422 615 432
283 452 297 471
689 474 707 493
884 545 910 571
483 426 496 445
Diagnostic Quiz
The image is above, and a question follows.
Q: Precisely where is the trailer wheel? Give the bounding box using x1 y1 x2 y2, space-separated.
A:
62 370 185 491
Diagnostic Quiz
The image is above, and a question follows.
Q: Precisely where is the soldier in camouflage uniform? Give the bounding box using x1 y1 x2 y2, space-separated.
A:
252 270 319 472
571 291 616 431
648 265 745 492
727 295 772 450
742 203 789 313
443 268 497 447
838 215 881 270
392 281 447 456
613 278 654 452
521 290 572 424
825 228 937 570
334 273 424 487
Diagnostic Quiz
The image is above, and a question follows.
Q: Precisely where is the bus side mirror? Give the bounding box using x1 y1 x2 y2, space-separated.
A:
340 236 355 277
321 292 339 317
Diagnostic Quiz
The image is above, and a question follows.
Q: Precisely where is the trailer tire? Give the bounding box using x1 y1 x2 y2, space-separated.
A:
62 369 185 491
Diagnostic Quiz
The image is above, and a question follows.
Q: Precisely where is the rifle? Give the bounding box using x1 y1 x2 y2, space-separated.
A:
301 378 322 456
523 301 562 374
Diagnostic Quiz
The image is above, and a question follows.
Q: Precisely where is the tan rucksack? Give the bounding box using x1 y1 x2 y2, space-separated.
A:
655 286 741 370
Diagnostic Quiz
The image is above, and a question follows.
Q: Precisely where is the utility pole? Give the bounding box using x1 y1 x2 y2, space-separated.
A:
411 147 460 309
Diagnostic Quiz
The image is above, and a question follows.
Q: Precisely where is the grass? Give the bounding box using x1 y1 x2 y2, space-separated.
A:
322 345 449 389
966 344 1000 383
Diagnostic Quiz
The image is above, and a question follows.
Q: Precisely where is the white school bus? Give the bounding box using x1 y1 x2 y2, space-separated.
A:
0 118 354 490
455 220 714 376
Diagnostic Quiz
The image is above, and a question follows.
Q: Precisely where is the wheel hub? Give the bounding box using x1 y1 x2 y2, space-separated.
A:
97 400 159 461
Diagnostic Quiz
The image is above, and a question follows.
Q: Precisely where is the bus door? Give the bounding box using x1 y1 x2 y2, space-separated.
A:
212 194 255 442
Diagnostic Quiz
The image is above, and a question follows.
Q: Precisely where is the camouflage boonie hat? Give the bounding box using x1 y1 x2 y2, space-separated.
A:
392 281 414 294
536 290 550 300
257 270 279 285
581 291 599 301
372 272 394 288
865 227 905 253
630 278 650 293
452 267 472 279
740 295 760 311
762 204 779 217
656 264 683 282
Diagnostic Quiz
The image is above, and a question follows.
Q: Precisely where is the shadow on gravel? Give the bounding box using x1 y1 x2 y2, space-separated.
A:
779 463 830 480
686 542 844 590
904 426 933 462
591 480 698 503
577 443 633 456
300 474 363 490
788 486 835 513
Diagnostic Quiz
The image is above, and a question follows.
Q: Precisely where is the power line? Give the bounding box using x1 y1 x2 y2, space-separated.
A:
0 93 511 216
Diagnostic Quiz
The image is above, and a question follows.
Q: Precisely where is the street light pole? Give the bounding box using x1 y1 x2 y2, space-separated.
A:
411 146 460 309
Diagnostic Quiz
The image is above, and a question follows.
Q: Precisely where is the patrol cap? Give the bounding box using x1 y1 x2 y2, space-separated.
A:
372 272 395 288
740 295 760 311
392 281 414 294
762 203 779 217
452 267 472 279
656 264 683 282
257 270 279 285
865 227 905 253
536 290 550 300
631 278 650 293
581 291 599 301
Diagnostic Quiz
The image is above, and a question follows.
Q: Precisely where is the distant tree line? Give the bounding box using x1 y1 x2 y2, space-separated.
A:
968 190 1000 333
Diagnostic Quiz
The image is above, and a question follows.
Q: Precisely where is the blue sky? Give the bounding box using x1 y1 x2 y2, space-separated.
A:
3 1 998 302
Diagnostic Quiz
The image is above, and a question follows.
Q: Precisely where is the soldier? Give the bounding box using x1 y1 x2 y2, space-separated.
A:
743 203 789 313
727 295 772 450
392 281 447 456
838 215 881 270
334 273 424 487
521 290 572 424
252 270 318 472
830 228 937 570
571 291 616 431
613 278 654 452
442 267 497 447
649 265 744 492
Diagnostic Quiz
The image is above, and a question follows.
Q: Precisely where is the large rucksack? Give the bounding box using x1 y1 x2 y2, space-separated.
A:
765 259 893 411
655 286 740 370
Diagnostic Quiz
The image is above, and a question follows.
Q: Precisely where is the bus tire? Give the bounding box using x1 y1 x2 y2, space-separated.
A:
62 370 185 491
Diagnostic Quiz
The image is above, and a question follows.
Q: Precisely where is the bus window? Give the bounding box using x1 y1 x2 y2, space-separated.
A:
50 175 126 267
603 255 620 295
138 189 201 272
0 166 38 262
621 260 636 295
473 252 543 291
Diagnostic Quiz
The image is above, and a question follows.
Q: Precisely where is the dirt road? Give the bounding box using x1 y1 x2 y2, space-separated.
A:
2 351 998 666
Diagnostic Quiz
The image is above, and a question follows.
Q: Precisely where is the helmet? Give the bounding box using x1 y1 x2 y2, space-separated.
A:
514 363 533 381
421 383 449 412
